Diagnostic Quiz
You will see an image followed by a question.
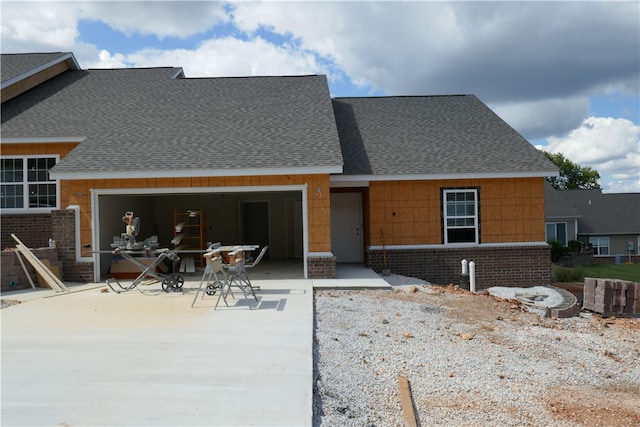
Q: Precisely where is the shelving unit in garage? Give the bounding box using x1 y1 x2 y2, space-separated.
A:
173 209 206 270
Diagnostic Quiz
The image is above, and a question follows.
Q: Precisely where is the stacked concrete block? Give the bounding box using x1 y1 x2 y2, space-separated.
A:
1 249 34 292
583 277 640 315
1 247 62 292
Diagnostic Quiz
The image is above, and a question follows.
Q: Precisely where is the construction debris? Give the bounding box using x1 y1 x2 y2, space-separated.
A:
11 234 68 293
398 373 417 427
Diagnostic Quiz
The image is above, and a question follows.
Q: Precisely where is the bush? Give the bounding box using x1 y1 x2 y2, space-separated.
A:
567 240 585 253
547 239 568 262
552 264 584 282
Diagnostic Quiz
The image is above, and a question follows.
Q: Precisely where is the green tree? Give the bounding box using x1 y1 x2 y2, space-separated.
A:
542 151 601 190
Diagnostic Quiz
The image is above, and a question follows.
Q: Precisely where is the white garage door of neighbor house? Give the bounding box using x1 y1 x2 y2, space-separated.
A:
330 192 363 263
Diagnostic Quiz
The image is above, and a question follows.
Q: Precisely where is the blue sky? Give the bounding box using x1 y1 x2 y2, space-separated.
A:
2 1 639 192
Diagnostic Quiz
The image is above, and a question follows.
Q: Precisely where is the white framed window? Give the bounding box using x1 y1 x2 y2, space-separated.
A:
546 222 567 246
589 236 610 256
1 156 59 211
443 188 479 244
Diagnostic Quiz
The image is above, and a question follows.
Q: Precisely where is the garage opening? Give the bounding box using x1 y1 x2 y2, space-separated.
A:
93 186 306 281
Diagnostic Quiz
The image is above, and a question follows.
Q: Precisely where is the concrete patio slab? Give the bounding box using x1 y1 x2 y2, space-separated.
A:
1 278 313 427
313 264 391 290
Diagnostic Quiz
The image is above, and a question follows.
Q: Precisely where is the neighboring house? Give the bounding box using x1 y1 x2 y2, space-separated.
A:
544 182 582 246
1 52 558 288
544 183 640 262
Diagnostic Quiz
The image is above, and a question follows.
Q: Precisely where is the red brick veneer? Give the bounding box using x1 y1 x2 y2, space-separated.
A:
366 245 552 289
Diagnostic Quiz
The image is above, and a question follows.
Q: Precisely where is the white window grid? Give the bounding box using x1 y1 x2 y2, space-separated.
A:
589 236 610 256
0 155 59 212
443 188 478 244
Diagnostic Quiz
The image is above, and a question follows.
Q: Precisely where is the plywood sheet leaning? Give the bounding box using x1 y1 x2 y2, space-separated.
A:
11 234 69 293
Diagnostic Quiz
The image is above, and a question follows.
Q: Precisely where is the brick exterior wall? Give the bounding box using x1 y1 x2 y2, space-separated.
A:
1 213 52 250
51 209 93 283
1 247 60 292
366 245 552 289
307 254 336 279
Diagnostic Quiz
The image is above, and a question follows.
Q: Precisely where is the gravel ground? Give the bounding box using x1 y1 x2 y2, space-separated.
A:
313 275 640 426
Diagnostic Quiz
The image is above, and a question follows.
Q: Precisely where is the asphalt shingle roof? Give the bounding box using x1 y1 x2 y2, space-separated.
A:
332 96 557 176
552 187 640 235
544 182 582 218
1 52 75 85
1 67 344 175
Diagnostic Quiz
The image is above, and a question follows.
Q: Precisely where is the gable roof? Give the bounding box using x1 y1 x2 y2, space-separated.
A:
1 66 344 179
546 184 640 235
1 52 79 88
544 181 582 219
1 52 559 182
331 95 557 180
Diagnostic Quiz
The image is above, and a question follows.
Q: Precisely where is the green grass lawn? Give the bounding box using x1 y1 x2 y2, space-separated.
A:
553 262 640 283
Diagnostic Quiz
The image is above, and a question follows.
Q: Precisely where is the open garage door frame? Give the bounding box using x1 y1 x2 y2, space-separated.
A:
90 184 309 282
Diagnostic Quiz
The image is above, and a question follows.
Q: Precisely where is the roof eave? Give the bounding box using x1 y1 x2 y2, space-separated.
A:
50 165 343 180
1 136 86 144
330 170 560 183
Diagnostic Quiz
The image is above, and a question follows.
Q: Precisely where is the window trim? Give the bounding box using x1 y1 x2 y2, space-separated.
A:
545 222 568 246
589 236 610 257
441 187 480 245
1 154 60 213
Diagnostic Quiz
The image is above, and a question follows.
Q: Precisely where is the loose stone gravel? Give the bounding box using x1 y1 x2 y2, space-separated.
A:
312 278 640 426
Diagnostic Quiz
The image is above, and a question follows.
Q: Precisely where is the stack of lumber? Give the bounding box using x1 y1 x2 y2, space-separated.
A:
11 234 69 293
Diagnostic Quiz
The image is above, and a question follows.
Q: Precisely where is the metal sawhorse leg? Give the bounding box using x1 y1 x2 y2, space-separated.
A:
214 260 258 310
191 256 226 308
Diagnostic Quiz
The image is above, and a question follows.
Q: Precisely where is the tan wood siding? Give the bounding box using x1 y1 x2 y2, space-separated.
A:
1 61 71 102
367 177 546 246
59 174 331 253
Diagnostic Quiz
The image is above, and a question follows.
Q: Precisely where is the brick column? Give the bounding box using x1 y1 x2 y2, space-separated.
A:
51 208 93 283
307 254 336 279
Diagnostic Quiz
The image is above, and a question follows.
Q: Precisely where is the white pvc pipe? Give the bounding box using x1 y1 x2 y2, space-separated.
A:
469 261 476 293
461 259 468 275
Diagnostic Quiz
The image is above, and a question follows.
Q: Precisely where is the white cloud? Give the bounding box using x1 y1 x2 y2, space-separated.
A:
491 97 590 141
1 1 80 50
94 37 325 77
0 1 228 52
230 1 639 102
231 2 464 93
3 2 637 104
78 1 228 39
94 49 127 68
541 117 640 193
2 1 638 192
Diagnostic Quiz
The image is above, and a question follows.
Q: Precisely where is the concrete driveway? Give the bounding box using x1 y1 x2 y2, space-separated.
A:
1 279 313 426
